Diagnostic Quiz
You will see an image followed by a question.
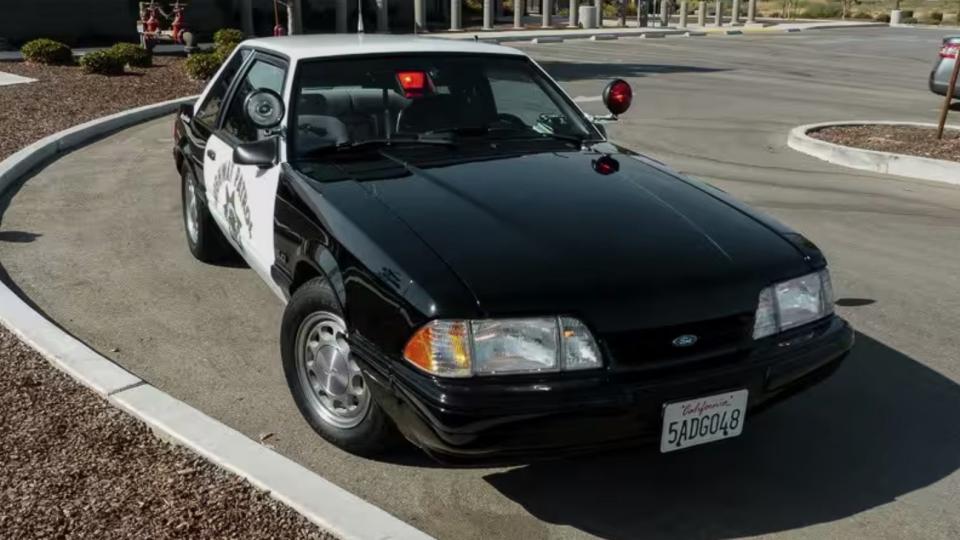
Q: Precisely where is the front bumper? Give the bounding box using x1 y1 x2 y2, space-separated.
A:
356 315 854 463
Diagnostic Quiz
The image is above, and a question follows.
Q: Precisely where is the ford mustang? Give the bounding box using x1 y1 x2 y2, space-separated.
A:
172 35 854 462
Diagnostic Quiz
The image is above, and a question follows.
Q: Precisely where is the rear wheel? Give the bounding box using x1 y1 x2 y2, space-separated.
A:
281 277 398 456
181 167 230 263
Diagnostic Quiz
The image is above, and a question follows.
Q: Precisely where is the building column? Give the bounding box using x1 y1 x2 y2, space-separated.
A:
451 0 462 29
240 0 254 36
714 0 721 25
542 0 553 27
697 0 705 25
514 0 524 27
378 0 389 31
746 0 756 23
731 0 739 24
336 0 348 32
289 0 304 34
415 0 425 31
568 0 578 26
679 0 687 26
484 0 494 28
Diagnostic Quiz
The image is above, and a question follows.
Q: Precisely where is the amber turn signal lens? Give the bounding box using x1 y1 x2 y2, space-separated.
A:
403 320 472 377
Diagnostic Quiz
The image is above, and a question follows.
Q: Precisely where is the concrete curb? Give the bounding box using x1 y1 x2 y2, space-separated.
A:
787 121 960 186
0 100 433 540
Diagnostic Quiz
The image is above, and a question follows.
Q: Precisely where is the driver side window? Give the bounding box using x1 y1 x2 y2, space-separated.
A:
222 57 287 143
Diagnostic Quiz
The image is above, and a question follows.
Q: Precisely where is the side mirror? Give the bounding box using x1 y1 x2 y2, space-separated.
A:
244 88 285 130
602 79 633 116
234 136 279 168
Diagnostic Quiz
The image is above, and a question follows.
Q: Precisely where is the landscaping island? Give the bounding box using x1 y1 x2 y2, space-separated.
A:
809 124 960 163
0 37 335 539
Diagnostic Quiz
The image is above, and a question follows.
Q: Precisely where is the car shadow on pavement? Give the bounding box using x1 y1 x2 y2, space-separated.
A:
483 332 960 539
538 61 728 82
0 230 41 243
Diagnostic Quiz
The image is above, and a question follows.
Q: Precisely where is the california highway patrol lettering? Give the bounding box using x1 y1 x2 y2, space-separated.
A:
213 161 253 250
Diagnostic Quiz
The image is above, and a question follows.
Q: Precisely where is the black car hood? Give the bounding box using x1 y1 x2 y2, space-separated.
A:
298 144 812 332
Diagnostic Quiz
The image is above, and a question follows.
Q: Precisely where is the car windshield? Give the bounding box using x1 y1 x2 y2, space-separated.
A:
290 54 597 158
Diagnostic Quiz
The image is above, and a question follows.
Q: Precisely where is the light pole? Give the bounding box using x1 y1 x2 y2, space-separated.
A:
358 0 364 32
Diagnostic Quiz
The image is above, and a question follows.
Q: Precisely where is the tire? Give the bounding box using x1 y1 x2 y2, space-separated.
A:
281 277 398 456
181 166 230 263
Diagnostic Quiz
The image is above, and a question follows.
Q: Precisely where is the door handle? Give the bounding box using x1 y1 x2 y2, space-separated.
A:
206 149 216 160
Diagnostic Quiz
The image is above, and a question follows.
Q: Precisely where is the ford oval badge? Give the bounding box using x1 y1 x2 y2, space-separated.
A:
672 334 698 347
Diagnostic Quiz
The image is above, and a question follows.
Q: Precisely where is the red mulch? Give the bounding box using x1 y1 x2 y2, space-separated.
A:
810 124 960 163
0 57 204 160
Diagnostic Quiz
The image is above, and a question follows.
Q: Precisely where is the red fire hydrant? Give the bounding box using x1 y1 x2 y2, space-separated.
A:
145 6 159 34
171 2 186 43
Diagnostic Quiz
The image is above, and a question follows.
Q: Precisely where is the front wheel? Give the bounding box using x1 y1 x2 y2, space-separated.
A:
281 278 398 456
181 167 230 263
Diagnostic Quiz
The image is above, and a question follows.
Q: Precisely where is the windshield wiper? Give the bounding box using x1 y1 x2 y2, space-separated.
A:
428 125 588 145
305 136 455 156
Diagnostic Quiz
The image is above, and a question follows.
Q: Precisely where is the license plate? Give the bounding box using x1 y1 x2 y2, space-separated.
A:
660 389 748 453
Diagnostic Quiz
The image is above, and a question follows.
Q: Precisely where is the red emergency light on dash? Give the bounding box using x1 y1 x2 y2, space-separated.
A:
397 71 427 97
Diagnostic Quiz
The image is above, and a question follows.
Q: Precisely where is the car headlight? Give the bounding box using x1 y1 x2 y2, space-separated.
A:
753 269 834 339
403 317 602 377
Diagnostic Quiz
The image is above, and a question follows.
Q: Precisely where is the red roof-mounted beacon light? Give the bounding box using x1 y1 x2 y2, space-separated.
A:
602 79 633 116
397 71 427 97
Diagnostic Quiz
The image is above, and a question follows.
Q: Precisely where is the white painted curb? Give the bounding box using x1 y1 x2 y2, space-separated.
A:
787 121 960 186
0 99 433 540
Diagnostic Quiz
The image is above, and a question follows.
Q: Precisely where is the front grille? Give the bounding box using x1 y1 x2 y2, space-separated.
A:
601 313 754 371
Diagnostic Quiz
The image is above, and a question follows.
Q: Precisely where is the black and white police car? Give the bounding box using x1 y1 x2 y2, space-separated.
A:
173 35 853 462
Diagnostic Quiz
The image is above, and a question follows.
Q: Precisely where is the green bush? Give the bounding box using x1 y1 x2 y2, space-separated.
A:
213 28 244 47
801 3 842 19
901 16 918 24
20 38 72 65
79 49 125 75
928 11 943 23
852 11 874 19
110 42 152 68
900 9 913 18
874 13 890 22
184 52 222 81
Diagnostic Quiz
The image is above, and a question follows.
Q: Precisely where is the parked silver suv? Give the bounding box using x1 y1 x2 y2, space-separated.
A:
930 36 959 97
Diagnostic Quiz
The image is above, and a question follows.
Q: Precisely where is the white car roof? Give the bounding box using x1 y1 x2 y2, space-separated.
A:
242 34 527 62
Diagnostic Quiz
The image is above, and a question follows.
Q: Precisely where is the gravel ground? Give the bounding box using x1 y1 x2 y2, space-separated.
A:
0 326 335 539
0 60 335 538
810 124 960 162
0 57 204 160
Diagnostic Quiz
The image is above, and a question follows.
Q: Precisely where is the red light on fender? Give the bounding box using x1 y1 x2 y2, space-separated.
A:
940 44 959 59
602 79 632 116
397 71 426 91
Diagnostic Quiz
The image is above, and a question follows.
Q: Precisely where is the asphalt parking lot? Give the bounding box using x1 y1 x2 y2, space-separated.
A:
2 27 959 539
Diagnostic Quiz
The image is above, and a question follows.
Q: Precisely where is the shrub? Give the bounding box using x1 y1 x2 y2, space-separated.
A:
801 3 842 19
184 52 222 81
20 38 72 65
852 10 874 19
79 49 125 75
213 28 245 47
874 13 890 22
900 9 913 18
110 42 152 68
901 16 918 24
928 11 943 23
